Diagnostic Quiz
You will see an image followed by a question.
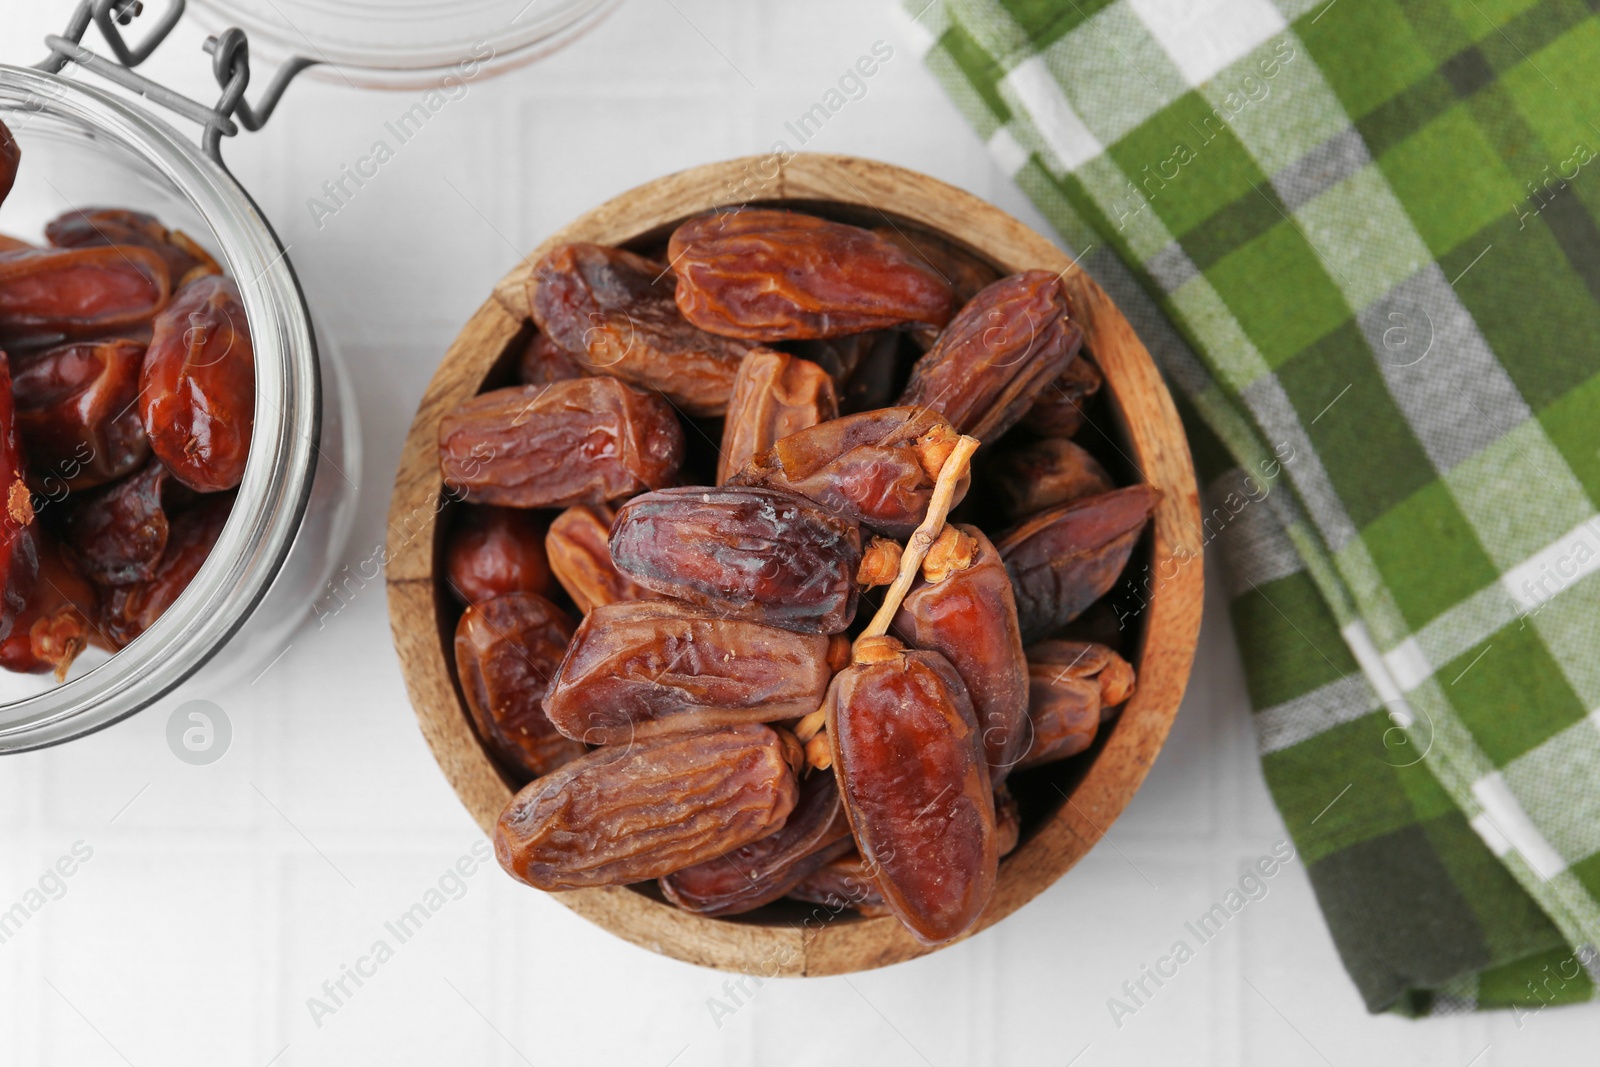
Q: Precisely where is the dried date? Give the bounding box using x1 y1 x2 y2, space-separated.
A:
788 850 892 918
141 275 254 492
542 598 833 744
60 458 188 585
660 770 852 916
610 485 861 634
729 406 968 539
825 636 996 944
1022 351 1102 437
517 330 586 386
898 271 1083 443
530 243 751 416
456 592 586 782
439 377 684 508
0 534 96 679
1026 639 1136 720
494 723 800 890
0 352 36 642
716 348 837 485
669 209 955 340
100 492 231 648
444 505 553 606
892 525 1029 783
543 502 651 613
45 208 220 288
997 485 1159 643
0 245 170 346
14 337 148 491
990 437 1112 521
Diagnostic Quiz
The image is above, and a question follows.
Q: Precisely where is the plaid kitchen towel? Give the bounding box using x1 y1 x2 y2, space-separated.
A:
902 0 1600 1015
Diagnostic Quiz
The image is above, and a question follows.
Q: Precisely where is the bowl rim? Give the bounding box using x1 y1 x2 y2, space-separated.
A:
386 152 1205 975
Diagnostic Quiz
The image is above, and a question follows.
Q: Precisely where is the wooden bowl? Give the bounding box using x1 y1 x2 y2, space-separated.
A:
387 154 1204 975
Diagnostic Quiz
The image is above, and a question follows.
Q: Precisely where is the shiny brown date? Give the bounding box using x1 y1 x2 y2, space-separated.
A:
0 353 37 642
100 492 231 648
990 437 1112 521
898 271 1083 443
0 245 170 346
543 502 652 613
997 484 1160 643
668 209 955 340
14 337 148 492
542 598 833 744
456 592 585 782
530 243 752 416
60 459 188 585
788 850 892 918
1026 639 1136 720
45 208 220 288
439 378 684 508
0 532 96 679
141 275 254 493
610 486 861 634
826 637 996 944
517 330 587 386
892 525 1029 783
444 505 553 606
716 348 837 485
494 723 800 890
1022 351 1102 437
660 770 852 916
729 406 968 539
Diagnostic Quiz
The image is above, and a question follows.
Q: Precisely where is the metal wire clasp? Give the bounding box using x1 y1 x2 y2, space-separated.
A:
35 0 318 168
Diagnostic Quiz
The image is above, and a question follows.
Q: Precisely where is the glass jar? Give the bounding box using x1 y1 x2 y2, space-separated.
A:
0 63 360 750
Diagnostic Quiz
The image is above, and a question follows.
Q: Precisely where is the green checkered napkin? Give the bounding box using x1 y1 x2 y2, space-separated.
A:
905 0 1600 1015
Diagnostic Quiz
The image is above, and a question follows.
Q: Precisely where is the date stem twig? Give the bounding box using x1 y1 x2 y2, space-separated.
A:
857 433 979 644
794 432 980 757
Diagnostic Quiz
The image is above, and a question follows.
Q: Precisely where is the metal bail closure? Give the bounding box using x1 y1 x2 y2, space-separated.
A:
34 0 318 169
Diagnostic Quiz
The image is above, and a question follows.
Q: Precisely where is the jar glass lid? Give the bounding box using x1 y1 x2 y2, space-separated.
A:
190 0 622 87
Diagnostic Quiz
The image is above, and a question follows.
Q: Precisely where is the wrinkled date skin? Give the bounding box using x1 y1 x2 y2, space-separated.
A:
716 348 837 485
660 770 852 916
542 599 833 744
892 525 1030 783
788 850 891 917
543 502 652 614
0 353 37 642
14 338 148 491
998 484 1160 644
444 505 553 606
826 640 997 945
61 459 188 585
141 275 254 493
0 534 96 679
898 271 1084 444
1022 351 1102 438
990 437 1112 522
610 486 861 634
0 245 170 347
730 407 967 539
494 723 800 890
0 119 17 210
1026 639 1136 722
455 592 586 782
100 492 231 649
517 331 586 387
439 378 684 508
530 243 752 416
45 208 220 289
669 209 955 341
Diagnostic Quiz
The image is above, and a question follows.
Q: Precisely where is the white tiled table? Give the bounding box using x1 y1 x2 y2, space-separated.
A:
1 2 1592 1063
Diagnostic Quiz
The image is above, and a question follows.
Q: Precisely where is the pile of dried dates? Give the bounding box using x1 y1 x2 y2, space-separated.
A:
0 118 253 679
439 205 1158 945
